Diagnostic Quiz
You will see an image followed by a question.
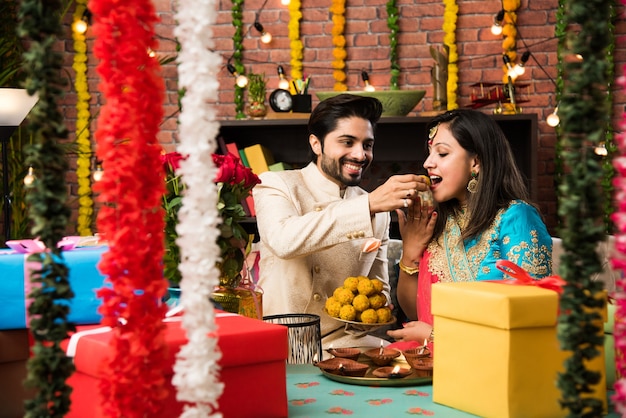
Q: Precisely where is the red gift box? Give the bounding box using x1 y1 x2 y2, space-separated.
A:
64 312 288 418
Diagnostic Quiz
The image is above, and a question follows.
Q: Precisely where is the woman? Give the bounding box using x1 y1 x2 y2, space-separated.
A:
387 109 553 344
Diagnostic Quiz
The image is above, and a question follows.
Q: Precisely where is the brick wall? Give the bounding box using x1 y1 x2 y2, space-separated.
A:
58 0 626 235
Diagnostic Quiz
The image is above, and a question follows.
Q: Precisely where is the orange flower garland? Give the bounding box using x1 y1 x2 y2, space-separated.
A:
288 0 303 82
90 0 170 415
501 0 520 83
442 0 458 109
72 0 93 236
330 0 347 91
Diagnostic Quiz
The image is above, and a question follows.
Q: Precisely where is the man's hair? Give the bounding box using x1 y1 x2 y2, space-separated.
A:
307 94 383 162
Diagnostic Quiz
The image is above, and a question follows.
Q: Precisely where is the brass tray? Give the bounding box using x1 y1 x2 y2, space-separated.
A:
318 349 432 387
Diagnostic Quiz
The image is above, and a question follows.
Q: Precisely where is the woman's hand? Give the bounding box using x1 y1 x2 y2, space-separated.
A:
387 321 432 343
396 195 437 263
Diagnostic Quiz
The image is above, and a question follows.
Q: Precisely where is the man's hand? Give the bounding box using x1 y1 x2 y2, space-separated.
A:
368 174 430 214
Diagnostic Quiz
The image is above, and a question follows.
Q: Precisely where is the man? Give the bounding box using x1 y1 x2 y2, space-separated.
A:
253 94 427 348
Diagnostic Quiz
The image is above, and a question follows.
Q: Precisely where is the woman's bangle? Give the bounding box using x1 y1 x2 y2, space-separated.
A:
399 259 419 275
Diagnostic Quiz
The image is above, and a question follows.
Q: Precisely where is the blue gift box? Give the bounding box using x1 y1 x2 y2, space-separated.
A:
0 246 108 330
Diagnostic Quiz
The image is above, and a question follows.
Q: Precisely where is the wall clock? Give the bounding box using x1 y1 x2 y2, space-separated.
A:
269 89 293 112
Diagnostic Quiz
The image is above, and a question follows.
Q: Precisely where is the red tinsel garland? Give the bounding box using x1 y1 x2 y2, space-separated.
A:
90 0 170 416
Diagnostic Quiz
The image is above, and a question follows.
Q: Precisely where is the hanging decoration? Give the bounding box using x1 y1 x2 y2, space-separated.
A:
72 0 93 236
231 0 246 119
90 0 170 416
442 0 458 109
556 0 610 415
172 0 224 414
501 0 519 84
330 0 347 91
17 0 74 415
288 0 303 82
613 0 626 411
386 0 399 90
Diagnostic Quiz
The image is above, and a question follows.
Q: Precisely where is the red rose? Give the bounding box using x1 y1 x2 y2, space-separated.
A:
161 152 185 171
213 153 237 183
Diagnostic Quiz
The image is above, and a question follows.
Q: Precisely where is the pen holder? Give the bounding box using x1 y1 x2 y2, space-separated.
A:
292 94 312 113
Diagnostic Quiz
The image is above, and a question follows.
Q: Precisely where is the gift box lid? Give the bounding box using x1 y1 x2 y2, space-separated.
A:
432 282 559 329
67 312 288 378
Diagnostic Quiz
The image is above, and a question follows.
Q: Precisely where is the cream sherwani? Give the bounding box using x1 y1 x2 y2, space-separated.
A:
253 163 391 348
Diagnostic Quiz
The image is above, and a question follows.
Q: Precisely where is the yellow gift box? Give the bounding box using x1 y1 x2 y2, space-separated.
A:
431 281 606 418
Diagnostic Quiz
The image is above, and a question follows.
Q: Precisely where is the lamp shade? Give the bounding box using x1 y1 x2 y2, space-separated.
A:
0 88 39 126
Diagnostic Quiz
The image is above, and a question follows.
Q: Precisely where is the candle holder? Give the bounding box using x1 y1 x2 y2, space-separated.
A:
402 346 431 364
406 356 433 377
363 347 401 366
315 357 369 377
372 366 412 379
326 347 361 361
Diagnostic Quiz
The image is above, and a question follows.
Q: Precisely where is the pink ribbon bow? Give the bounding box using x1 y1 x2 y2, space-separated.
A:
495 259 566 294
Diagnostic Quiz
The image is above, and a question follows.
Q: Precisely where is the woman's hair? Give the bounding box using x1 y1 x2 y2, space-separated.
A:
426 109 532 240
307 94 383 162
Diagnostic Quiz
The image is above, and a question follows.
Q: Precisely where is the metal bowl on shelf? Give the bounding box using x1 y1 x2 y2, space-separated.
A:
315 90 426 117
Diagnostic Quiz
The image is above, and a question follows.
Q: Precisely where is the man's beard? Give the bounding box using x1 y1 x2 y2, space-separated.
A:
319 154 370 187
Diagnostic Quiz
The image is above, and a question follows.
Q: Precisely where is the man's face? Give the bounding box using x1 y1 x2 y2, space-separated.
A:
310 117 374 188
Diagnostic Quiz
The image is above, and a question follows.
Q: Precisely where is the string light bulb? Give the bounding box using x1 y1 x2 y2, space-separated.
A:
254 21 272 44
595 142 608 156
277 65 290 90
93 163 104 182
226 63 249 88
514 51 531 76
361 71 376 92
491 10 505 36
72 18 88 34
502 54 517 80
23 166 35 186
72 8 91 35
281 0 290 4
546 106 560 127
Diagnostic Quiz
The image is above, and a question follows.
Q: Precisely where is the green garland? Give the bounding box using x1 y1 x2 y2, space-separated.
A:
602 2 617 235
17 0 74 416
232 0 245 119
555 0 610 415
386 0 399 90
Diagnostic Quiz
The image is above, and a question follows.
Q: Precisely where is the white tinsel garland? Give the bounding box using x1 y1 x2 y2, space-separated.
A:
172 1 224 417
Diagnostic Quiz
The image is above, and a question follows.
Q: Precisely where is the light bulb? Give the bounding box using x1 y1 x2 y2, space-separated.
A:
93 165 104 182
72 19 88 34
261 32 272 44
491 23 503 36
490 10 505 36
236 75 249 88
595 142 608 156
546 109 560 127
364 83 376 92
361 70 376 92
514 63 525 76
279 78 290 90
147 48 157 58
281 0 290 4
23 166 35 186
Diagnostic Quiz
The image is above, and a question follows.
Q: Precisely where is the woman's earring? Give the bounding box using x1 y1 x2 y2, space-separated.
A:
467 172 478 193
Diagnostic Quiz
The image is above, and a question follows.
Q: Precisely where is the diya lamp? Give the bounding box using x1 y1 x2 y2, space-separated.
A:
326 344 361 361
364 342 401 366
372 364 412 379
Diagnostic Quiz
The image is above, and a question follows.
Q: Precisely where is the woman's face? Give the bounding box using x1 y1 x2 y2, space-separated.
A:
423 123 478 206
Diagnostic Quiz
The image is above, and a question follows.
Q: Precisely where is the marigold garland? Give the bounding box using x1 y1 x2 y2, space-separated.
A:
330 0 347 91
90 0 170 416
386 0 400 90
501 0 520 84
288 0 303 82
17 0 75 415
442 0 458 109
172 0 224 414
73 0 93 236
